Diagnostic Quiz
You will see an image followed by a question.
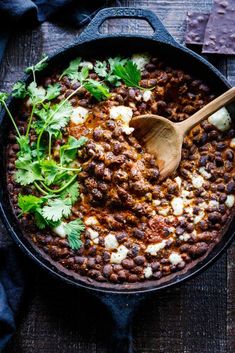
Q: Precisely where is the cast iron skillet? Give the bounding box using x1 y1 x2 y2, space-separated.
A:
0 7 235 353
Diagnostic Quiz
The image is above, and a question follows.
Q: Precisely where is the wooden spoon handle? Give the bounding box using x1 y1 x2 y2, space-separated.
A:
176 87 235 136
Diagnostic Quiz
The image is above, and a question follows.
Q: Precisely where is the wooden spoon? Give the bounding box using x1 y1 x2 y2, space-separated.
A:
130 87 235 180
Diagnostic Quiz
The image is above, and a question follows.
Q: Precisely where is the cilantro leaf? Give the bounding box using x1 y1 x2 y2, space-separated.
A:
40 159 59 185
94 61 108 78
83 79 111 101
27 82 46 104
34 209 48 229
12 81 27 99
60 57 81 80
64 219 85 250
15 157 42 185
35 208 60 229
16 136 31 156
42 198 72 222
34 101 72 136
60 135 87 164
47 101 72 133
18 194 44 213
45 83 61 101
60 181 80 205
113 60 141 87
77 67 89 83
108 56 128 72
25 55 48 74
0 92 9 105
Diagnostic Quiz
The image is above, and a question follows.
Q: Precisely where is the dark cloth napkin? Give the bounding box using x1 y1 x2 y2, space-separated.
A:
0 246 25 352
0 0 110 350
0 0 109 63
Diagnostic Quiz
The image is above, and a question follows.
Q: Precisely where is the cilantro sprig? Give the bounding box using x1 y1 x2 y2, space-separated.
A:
0 56 89 249
60 55 151 95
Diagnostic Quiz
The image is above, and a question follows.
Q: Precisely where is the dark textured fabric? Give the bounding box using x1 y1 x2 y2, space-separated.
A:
0 0 107 350
0 246 26 351
0 0 107 62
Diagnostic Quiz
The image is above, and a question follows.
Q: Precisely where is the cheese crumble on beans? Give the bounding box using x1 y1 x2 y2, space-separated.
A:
7 54 235 284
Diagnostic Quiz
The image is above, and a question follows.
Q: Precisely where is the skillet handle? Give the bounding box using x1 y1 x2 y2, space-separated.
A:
78 7 178 45
96 293 145 353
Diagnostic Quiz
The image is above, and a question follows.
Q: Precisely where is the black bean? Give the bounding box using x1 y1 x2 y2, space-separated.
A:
227 181 235 193
216 142 226 150
118 270 127 281
116 232 127 243
208 212 222 224
175 227 184 235
93 129 103 141
122 259 134 269
152 271 162 279
189 242 208 258
225 149 234 161
103 264 112 277
217 183 225 192
133 229 145 240
134 256 145 266
128 274 138 282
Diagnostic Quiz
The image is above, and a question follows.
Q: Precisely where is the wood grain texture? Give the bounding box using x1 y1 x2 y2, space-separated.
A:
0 1 234 352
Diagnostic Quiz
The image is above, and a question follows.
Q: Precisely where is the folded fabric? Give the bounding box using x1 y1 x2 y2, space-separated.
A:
0 0 109 350
0 0 108 63
0 246 25 351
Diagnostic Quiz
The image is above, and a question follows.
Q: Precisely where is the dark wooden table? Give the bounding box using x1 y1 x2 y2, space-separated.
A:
1 1 235 352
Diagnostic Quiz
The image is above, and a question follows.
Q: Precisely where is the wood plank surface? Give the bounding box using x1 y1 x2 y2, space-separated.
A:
0 1 234 352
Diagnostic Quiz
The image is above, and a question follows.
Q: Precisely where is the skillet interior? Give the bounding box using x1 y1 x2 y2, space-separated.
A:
0 36 234 294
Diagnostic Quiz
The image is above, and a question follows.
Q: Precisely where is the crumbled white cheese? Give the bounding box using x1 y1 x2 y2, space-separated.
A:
199 167 211 179
169 253 182 265
184 206 194 216
70 106 89 124
85 216 99 226
144 266 153 279
87 228 99 240
122 126 134 135
208 107 231 131
135 93 142 101
193 211 205 224
230 138 235 149
175 176 182 189
158 207 170 216
104 233 119 249
181 189 190 198
143 90 152 102
53 222 66 238
79 61 93 70
209 200 219 209
179 233 191 241
131 53 150 71
171 197 184 216
192 175 204 188
110 245 129 264
109 105 133 125
225 195 235 208
145 240 167 256
93 238 99 244
152 199 161 207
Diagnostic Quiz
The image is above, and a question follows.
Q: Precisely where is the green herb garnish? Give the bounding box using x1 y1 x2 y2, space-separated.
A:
113 60 141 88
64 219 85 250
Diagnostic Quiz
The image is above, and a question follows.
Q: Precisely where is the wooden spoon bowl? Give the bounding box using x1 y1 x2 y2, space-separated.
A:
130 87 235 180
